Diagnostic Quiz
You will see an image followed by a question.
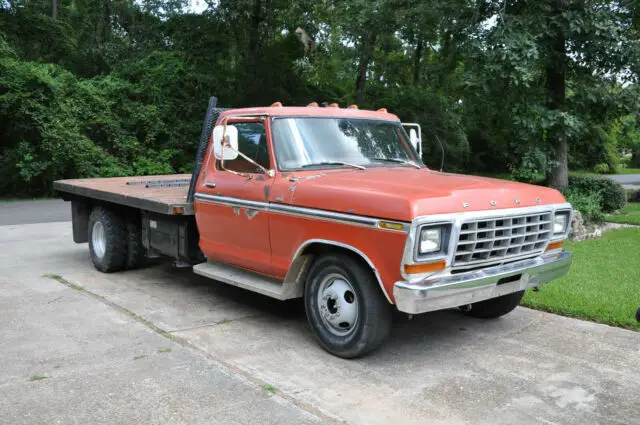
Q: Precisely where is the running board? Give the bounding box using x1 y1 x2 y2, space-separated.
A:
192 261 302 300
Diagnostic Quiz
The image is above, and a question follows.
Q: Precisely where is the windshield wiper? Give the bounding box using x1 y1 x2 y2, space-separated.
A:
300 161 365 170
371 158 422 169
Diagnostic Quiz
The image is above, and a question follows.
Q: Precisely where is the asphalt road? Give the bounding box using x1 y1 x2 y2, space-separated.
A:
1 201 639 425
608 174 640 184
0 199 70 225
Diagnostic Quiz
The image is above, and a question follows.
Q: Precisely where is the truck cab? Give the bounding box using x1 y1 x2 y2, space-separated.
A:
54 100 573 358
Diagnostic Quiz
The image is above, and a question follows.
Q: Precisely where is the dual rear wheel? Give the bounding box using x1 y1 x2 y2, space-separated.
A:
88 206 145 273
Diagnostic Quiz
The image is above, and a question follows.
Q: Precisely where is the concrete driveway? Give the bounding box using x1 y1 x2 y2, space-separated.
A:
1 201 639 425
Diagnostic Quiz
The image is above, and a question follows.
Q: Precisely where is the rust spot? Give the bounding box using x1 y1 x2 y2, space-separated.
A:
245 209 259 220
217 191 223 196
263 185 270 200
347 209 355 214
282 173 290 177
255 175 265 181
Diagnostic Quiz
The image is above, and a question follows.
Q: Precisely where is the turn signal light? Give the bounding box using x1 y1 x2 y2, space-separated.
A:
404 260 446 274
545 241 564 251
379 221 404 231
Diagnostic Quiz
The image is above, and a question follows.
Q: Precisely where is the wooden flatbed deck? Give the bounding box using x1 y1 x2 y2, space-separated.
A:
54 174 194 215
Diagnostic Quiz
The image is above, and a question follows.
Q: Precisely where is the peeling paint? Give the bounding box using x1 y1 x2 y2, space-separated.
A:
255 175 265 182
289 184 297 192
245 209 259 220
305 173 326 180
232 207 240 216
275 196 284 202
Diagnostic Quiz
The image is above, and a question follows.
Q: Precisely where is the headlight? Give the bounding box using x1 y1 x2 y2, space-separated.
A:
553 211 570 234
419 228 442 254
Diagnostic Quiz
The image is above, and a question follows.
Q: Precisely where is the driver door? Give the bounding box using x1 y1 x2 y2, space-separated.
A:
195 119 275 275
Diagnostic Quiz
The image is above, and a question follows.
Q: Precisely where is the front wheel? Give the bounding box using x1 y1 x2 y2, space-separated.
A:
461 290 525 319
304 253 392 358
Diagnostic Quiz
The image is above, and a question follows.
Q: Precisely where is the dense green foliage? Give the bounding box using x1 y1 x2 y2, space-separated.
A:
566 175 627 213
1 0 639 196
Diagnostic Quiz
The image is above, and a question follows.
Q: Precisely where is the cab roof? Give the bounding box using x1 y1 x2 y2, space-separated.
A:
219 105 400 121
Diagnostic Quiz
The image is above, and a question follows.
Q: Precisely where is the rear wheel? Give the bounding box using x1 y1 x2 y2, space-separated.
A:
88 206 127 273
461 290 525 319
304 253 392 358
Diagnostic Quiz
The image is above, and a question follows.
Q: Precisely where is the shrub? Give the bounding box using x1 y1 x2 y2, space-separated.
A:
628 190 640 203
632 144 640 168
561 188 604 224
593 163 610 174
567 175 626 213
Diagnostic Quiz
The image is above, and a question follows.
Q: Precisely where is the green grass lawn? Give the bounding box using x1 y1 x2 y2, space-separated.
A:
617 167 640 175
570 168 640 177
522 228 640 330
605 203 640 225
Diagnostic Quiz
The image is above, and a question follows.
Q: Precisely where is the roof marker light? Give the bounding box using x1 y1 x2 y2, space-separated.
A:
307 102 318 107
328 103 339 108
377 107 388 113
347 104 358 109
271 102 283 107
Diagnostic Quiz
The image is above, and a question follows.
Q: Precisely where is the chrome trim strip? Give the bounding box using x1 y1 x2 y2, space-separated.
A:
288 239 392 303
194 192 408 231
394 251 573 314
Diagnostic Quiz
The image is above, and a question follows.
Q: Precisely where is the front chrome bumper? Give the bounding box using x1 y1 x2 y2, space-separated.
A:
393 251 572 315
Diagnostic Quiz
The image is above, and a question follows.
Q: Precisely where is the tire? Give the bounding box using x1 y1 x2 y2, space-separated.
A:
461 290 525 319
304 253 392 358
125 212 146 270
88 206 127 273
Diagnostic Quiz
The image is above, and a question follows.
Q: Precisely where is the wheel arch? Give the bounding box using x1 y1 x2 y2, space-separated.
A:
283 239 393 303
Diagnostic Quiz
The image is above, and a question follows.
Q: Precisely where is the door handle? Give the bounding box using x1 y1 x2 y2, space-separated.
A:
205 182 216 188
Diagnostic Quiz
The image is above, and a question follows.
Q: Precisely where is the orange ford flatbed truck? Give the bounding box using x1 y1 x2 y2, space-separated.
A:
54 97 573 358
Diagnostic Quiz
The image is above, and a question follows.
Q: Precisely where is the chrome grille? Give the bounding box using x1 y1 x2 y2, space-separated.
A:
453 211 553 269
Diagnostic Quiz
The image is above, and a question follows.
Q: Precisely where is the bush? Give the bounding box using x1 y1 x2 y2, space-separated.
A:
632 144 640 168
628 190 640 203
561 188 604 224
567 175 626 213
593 163 610 174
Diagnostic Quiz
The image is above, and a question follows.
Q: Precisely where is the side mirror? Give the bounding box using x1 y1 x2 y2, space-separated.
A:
409 128 420 152
212 125 239 160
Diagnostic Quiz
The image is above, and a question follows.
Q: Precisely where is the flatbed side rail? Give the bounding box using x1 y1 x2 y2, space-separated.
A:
53 178 194 216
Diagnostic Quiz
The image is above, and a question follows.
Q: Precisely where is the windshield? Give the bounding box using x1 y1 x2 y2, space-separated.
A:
270 117 423 170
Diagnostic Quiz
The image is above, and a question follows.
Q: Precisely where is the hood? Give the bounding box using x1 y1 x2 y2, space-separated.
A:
287 168 567 222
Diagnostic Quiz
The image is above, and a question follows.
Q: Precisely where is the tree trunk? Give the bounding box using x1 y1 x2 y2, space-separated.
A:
247 0 262 63
355 32 377 105
104 0 111 42
546 0 568 189
412 37 423 85
52 0 57 20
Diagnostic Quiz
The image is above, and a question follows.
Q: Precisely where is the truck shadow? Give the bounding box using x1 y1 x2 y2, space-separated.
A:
161 261 519 359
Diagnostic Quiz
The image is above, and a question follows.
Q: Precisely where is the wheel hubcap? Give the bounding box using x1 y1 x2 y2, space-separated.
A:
92 221 106 258
317 274 359 336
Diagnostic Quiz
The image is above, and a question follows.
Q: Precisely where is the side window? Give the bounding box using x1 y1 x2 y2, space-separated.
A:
218 122 270 173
